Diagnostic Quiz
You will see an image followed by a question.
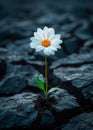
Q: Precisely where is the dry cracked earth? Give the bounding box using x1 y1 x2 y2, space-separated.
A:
0 0 93 130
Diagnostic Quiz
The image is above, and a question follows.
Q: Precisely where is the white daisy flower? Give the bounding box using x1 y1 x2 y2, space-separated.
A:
30 26 63 56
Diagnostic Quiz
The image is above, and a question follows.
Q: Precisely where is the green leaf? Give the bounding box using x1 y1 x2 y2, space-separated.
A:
34 76 45 91
48 87 61 94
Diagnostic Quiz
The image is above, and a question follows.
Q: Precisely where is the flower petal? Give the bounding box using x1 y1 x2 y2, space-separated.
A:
31 38 41 44
51 39 63 46
42 26 49 39
30 41 41 48
50 34 61 41
44 26 48 31
34 32 43 40
50 39 62 50
37 28 44 39
48 28 55 39
31 37 40 41
35 45 44 52
49 46 57 51
43 48 55 55
37 28 43 33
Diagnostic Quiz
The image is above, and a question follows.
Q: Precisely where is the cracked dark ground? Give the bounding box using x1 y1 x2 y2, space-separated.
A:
0 0 93 130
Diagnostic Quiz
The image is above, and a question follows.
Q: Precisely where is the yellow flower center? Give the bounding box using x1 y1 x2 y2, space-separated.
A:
42 39 51 47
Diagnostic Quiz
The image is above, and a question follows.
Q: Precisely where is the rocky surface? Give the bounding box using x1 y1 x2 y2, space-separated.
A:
0 89 79 129
0 92 38 129
50 51 93 69
53 64 93 103
0 59 6 78
80 39 93 53
0 64 39 95
62 112 93 130
54 64 93 88
50 89 79 112
0 0 93 129
40 110 55 126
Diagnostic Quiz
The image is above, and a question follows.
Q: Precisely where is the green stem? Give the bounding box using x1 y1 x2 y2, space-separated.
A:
45 55 48 99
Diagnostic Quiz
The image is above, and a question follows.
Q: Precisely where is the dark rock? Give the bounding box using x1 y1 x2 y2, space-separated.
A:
62 112 93 130
72 8 87 18
81 84 93 100
0 76 26 94
0 59 6 78
37 13 59 25
80 46 93 54
63 38 80 54
0 64 39 94
80 39 93 53
5 39 45 68
0 19 12 40
25 59 44 67
84 39 93 48
53 64 93 102
0 20 35 39
61 22 79 32
55 47 66 59
40 110 55 126
57 13 70 24
35 89 79 129
90 97 93 105
0 92 38 129
13 21 34 38
3 38 34 65
54 64 93 88
75 20 92 40
7 64 39 87
60 32 71 39
0 89 79 129
0 47 7 58
50 51 93 69
6 38 32 57
50 89 79 112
